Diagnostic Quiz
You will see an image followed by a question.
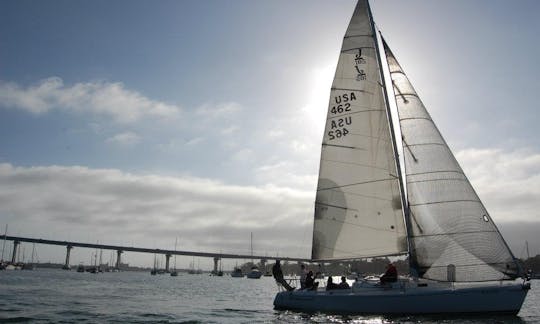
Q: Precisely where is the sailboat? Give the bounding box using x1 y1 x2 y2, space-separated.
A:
273 0 531 315
247 232 262 279
171 238 179 277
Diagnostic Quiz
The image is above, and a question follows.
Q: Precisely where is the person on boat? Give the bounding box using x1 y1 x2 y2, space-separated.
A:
300 264 308 289
305 270 318 290
338 276 350 289
326 276 338 290
380 262 398 284
272 260 295 291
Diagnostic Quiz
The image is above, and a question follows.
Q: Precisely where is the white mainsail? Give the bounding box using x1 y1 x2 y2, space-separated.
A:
312 1 407 260
383 40 521 281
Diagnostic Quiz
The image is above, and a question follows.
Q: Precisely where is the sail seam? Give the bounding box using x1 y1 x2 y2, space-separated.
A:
318 177 398 191
410 230 498 238
338 191 396 202
405 142 447 148
323 133 391 144
343 34 373 38
315 202 353 211
407 170 464 177
400 116 432 122
409 199 480 206
331 87 374 94
316 214 406 234
322 143 357 149
341 46 374 52
325 109 385 120
320 158 394 172
407 177 467 184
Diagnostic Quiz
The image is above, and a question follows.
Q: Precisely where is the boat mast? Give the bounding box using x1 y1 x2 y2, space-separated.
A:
1 224 7 262
366 1 418 276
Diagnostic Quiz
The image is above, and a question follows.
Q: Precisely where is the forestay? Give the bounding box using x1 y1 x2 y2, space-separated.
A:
383 39 521 281
312 1 407 261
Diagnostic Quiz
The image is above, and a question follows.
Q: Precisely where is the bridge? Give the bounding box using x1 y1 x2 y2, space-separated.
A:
0 235 310 273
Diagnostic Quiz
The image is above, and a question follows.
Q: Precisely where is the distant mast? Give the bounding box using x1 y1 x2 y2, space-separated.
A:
1 224 7 262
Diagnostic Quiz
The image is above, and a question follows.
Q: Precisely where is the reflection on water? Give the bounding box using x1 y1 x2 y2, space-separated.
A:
0 269 538 323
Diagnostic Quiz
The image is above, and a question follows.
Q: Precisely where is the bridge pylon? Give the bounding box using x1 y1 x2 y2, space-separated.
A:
116 250 123 270
165 254 171 272
11 240 20 264
63 245 73 270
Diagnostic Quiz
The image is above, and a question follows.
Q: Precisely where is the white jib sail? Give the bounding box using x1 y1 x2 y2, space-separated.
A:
383 39 520 281
312 0 407 261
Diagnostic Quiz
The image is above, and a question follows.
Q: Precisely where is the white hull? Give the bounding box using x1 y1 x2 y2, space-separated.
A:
274 278 530 315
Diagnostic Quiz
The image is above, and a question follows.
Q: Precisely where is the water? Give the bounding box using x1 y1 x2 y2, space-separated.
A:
1 269 539 323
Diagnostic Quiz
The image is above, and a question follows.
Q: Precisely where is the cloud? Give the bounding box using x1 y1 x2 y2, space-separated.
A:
0 163 313 263
185 137 204 146
105 132 141 146
456 148 540 223
195 102 242 119
0 77 180 123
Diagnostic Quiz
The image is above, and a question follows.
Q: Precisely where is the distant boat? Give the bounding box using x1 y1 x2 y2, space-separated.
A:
245 232 262 279
76 264 85 273
246 266 262 279
5 263 20 270
230 267 243 278
22 243 37 270
187 257 202 274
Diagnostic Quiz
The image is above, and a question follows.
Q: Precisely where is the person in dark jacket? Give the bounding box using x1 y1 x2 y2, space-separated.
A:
305 270 319 290
380 263 398 284
338 276 350 289
326 276 338 290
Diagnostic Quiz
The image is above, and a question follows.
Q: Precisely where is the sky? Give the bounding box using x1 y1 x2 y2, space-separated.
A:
1 0 539 269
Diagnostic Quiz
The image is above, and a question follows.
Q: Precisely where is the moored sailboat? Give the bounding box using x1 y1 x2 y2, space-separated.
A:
273 0 530 315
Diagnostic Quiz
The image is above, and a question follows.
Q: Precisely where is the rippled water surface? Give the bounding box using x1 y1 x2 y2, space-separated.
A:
1 269 539 323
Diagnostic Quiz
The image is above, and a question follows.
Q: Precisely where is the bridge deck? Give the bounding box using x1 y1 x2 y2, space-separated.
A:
0 235 310 262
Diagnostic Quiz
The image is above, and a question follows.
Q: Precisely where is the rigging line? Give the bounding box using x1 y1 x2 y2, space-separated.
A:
409 199 481 207
409 209 424 234
392 80 409 104
401 136 418 162
317 177 399 191
410 230 498 238
315 214 406 234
